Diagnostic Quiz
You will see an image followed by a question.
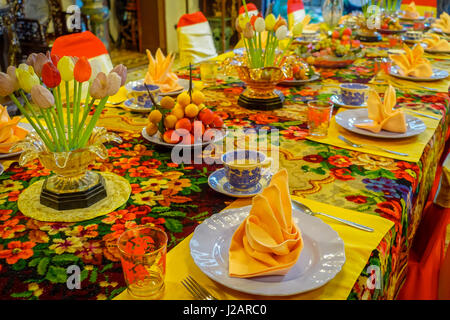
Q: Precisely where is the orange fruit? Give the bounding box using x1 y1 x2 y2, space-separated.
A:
145 123 158 136
198 108 214 125
175 118 192 132
148 109 162 124
177 91 191 107
181 133 195 145
184 103 199 118
164 114 178 129
163 130 182 144
192 120 205 140
171 106 184 120
211 114 224 128
191 90 205 105
160 96 175 109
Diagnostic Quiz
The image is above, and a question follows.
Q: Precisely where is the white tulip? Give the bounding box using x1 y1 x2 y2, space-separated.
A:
254 17 266 33
275 25 288 40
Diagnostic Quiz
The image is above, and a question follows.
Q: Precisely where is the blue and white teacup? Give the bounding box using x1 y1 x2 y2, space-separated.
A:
339 83 369 106
405 30 422 40
221 150 272 191
125 80 160 106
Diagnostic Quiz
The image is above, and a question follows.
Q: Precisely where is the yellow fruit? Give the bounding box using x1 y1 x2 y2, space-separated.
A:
185 103 199 118
171 106 184 120
191 90 205 105
306 56 315 64
177 91 191 107
145 123 158 136
164 114 178 129
148 109 162 124
160 96 175 109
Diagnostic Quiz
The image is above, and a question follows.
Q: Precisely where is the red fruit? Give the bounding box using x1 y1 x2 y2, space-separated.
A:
381 23 388 30
211 114 224 128
175 118 192 132
332 30 340 39
203 128 217 142
341 34 350 42
198 108 214 126
191 120 205 140
181 133 195 145
163 130 182 144
351 39 361 48
341 40 350 46
292 65 300 74
342 27 352 36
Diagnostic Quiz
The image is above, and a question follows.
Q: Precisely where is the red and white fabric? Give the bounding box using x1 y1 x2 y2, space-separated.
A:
239 2 259 18
177 11 217 66
288 0 306 30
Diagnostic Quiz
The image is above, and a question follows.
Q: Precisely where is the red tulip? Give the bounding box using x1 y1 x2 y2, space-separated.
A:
250 15 258 28
74 56 92 83
41 62 61 88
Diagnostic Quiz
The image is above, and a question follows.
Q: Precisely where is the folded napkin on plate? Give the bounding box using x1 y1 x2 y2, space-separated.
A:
432 12 450 33
144 48 183 93
355 85 407 133
403 2 420 20
423 34 450 51
0 105 28 153
389 44 433 78
229 169 304 278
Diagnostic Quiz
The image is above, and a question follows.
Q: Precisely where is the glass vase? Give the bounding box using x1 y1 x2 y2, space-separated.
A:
322 0 343 30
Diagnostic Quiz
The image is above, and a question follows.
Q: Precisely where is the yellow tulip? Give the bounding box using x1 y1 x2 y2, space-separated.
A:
57 56 75 82
265 14 277 31
238 14 250 31
15 64 40 93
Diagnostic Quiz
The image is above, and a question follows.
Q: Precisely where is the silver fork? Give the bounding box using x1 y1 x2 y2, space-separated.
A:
181 276 218 300
338 135 408 157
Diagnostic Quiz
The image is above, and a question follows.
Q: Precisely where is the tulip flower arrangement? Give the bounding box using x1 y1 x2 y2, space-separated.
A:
0 52 127 153
236 0 305 69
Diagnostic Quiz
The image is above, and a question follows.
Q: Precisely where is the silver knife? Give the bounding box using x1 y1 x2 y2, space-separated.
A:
408 110 440 120
338 135 409 157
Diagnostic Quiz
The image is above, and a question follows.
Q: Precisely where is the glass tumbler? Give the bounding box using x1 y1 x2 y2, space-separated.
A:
200 60 218 86
307 100 333 137
118 226 168 299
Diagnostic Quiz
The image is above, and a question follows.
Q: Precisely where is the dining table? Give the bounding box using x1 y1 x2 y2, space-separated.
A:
0 30 449 301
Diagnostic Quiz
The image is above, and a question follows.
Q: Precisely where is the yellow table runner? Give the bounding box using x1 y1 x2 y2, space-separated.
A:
116 196 394 300
371 70 450 93
307 109 442 163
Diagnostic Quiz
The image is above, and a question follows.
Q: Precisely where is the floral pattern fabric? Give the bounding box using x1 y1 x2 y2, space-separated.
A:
0 53 448 300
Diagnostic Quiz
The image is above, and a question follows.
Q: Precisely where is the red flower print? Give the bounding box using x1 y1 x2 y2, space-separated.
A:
375 200 402 220
0 241 35 264
141 216 166 227
330 168 354 181
281 126 308 141
225 118 251 127
0 210 13 221
303 154 324 163
248 114 279 125
328 155 352 168
345 195 368 204
0 219 26 239
102 209 136 225
214 111 229 120
7 191 21 202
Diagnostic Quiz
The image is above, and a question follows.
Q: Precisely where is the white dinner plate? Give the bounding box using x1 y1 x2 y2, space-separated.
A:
335 108 426 139
0 122 33 159
190 205 346 296
389 66 449 82
141 127 226 149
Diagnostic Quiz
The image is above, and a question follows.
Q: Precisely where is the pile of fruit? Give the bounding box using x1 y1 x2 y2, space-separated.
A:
285 59 316 80
295 27 362 59
145 90 224 145
380 16 403 31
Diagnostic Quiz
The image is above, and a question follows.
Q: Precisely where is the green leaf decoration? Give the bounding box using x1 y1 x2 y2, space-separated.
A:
164 218 184 233
45 266 68 284
10 291 33 298
51 254 80 265
37 257 50 275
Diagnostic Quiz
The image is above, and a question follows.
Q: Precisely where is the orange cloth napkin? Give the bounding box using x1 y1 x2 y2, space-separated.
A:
228 169 304 278
144 48 183 93
424 34 450 51
355 85 407 134
432 12 450 33
389 44 433 78
403 2 420 19
0 105 28 153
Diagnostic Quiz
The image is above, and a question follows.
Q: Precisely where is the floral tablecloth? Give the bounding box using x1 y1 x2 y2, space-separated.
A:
0 49 449 300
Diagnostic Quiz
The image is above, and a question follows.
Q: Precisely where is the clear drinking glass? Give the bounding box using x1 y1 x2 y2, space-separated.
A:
307 100 333 137
200 60 218 86
322 0 343 30
117 226 168 299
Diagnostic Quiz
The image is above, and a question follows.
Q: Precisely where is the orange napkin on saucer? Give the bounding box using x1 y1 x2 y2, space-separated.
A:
423 34 450 51
144 48 183 93
389 44 433 78
403 2 420 20
0 105 28 153
355 85 407 134
228 169 304 278
432 12 450 33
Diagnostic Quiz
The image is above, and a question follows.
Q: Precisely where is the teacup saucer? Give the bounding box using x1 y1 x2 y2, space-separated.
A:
208 168 273 198
331 95 367 109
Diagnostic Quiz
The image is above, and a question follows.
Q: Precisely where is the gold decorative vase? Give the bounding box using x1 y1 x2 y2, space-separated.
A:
223 57 288 110
12 127 122 211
